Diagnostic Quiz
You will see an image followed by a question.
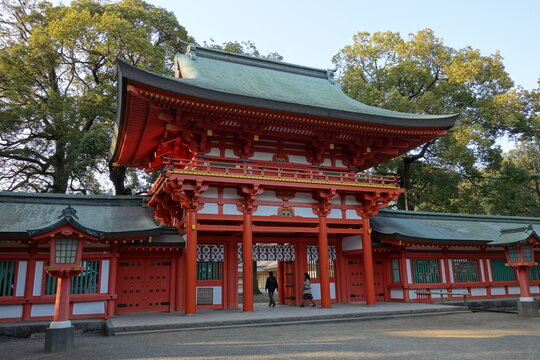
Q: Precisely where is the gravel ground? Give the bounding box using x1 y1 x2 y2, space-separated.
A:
2 312 540 360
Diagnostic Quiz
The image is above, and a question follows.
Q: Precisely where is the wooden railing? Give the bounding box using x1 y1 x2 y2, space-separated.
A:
163 158 399 188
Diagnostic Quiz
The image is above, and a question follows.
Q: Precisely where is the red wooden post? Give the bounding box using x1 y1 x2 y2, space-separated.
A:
362 217 376 305
318 215 331 308
53 277 71 325
107 246 118 318
184 210 198 315
517 267 532 298
242 211 254 312
277 260 285 304
22 251 37 321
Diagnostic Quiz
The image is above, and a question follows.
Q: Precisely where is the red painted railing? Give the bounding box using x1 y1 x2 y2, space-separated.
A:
163 158 399 187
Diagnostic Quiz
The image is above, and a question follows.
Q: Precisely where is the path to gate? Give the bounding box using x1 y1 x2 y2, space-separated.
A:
108 302 466 335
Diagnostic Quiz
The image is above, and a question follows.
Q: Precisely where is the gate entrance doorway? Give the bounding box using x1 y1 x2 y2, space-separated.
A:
116 257 173 313
347 257 386 302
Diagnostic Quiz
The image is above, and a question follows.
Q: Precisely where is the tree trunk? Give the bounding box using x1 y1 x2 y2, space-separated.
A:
51 141 68 193
397 157 414 210
253 260 262 295
109 163 131 195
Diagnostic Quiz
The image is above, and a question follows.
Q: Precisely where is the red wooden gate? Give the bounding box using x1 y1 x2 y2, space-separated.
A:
347 257 386 302
116 257 172 313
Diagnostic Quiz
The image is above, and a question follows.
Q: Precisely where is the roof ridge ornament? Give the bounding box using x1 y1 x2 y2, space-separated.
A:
60 205 79 220
326 68 337 84
500 224 534 234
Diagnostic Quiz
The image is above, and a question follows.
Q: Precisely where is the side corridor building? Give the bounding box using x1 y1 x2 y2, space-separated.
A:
0 46 538 321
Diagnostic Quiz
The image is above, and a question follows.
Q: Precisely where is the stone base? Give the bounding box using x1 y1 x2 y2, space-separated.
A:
44 326 75 353
517 300 539 318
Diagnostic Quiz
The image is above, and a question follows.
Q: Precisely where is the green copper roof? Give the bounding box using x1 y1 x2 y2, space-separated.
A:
372 209 540 245
0 192 163 238
115 46 457 130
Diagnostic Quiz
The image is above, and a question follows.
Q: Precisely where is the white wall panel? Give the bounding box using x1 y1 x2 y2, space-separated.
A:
345 210 361 219
100 260 109 294
203 187 219 198
530 285 540 294
223 204 242 215
252 152 273 161
470 287 487 296
491 286 506 295
327 209 342 219
253 205 280 216
16 261 27 297
344 195 363 205
391 289 404 299
33 261 44 296
406 259 412 284
223 188 241 199
293 207 318 218
0 305 23 319
440 259 446 284
256 192 280 202
207 148 220 156
73 301 105 315
200 203 219 214
508 286 520 295
31 303 54 317
224 149 235 158
288 155 309 165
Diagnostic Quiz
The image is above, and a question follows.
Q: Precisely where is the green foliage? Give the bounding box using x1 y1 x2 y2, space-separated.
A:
336 29 538 214
203 39 283 61
0 0 192 193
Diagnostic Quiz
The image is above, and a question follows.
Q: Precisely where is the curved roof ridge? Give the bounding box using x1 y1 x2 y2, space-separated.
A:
378 208 540 223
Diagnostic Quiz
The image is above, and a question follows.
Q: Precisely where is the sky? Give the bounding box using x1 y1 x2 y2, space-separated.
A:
149 0 540 91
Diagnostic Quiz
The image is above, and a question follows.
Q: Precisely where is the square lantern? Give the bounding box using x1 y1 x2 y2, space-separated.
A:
47 237 84 277
505 243 537 267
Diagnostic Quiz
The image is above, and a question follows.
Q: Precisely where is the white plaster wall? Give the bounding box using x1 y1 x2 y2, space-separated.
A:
223 204 242 215
223 188 242 199
440 259 447 284
207 148 220 156
321 158 332 166
199 203 219 214
252 151 273 161
288 155 309 165
335 159 345 168
73 301 105 315
406 259 413 284
203 186 219 198
256 192 280 202
479 259 485 282
470 287 487 296
491 286 506 296
448 260 454 283
16 261 27 297
311 283 336 300
31 303 54 317
100 260 109 294
294 192 318 203
293 207 318 218
344 195 363 205
327 209 342 219
530 285 540 294
508 286 520 295
391 289 404 299
342 235 362 252
253 205 280 216
0 305 23 319
33 261 44 296
345 210 361 219
196 286 222 305
487 260 493 282
224 149 235 158
409 290 417 300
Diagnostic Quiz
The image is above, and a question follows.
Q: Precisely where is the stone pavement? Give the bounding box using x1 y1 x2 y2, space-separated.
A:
107 302 466 335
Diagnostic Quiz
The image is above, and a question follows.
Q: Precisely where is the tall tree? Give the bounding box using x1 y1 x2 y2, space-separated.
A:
0 0 192 194
333 29 525 212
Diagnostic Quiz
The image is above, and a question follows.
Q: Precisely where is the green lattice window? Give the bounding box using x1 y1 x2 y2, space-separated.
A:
391 259 400 283
45 261 100 295
529 264 540 280
0 261 16 297
307 260 335 279
197 262 222 280
452 259 479 283
490 259 515 281
412 259 440 284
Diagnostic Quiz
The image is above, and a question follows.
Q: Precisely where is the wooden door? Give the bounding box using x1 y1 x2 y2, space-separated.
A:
283 261 296 305
116 257 172 313
347 257 386 302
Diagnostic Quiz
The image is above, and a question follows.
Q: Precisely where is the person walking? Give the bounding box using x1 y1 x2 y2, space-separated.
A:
265 271 278 307
300 272 316 307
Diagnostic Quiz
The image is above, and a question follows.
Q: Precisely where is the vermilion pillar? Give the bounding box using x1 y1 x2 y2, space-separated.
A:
318 215 331 308
107 246 118 318
242 211 254 312
22 253 37 321
53 277 71 324
277 261 285 304
361 217 376 305
517 267 532 298
185 209 198 315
